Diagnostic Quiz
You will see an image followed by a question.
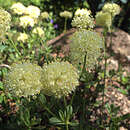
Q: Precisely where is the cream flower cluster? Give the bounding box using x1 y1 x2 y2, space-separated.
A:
95 11 112 30
17 33 28 42
0 8 11 31
41 11 49 19
11 2 41 28
25 5 40 18
41 61 79 98
32 27 44 37
4 63 43 98
60 11 72 18
70 30 104 69
95 3 120 30
102 3 120 17
11 2 41 18
10 2 26 15
71 8 94 29
0 8 11 41
75 8 91 16
20 16 35 28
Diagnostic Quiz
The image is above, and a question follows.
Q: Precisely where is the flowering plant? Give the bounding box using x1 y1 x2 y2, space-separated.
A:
0 1 129 130
0 2 56 64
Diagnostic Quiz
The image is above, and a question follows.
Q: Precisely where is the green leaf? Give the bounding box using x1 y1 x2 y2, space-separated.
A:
0 82 3 89
69 120 79 127
126 85 130 90
31 0 41 6
0 95 3 103
66 105 73 116
49 117 64 125
24 108 30 126
114 113 130 122
0 45 7 52
122 76 129 84
7 93 13 100
20 108 26 124
83 1 90 8
66 105 73 120
94 101 102 107
105 103 111 114
118 88 128 95
38 93 46 105
119 113 130 121
31 116 41 126
59 110 64 121
20 107 30 127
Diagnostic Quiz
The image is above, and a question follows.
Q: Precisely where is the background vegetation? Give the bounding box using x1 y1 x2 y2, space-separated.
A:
0 0 129 33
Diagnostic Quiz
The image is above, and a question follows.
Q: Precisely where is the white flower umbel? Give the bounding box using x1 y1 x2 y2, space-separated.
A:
95 11 112 30
102 3 120 17
71 8 94 30
41 61 79 98
60 11 72 18
41 11 49 19
4 63 43 98
25 5 40 18
10 2 26 15
32 27 44 37
19 16 35 28
0 8 11 41
17 33 28 43
70 30 104 69
75 8 91 16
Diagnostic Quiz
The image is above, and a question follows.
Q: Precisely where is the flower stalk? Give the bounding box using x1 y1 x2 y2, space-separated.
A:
44 105 56 117
64 18 67 33
80 53 87 80
102 28 107 115
8 38 21 57
66 122 69 130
